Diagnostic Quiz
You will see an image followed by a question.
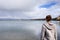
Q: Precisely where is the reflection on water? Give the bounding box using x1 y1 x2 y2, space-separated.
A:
0 20 59 40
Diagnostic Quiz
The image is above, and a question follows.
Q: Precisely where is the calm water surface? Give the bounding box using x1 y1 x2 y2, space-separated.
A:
0 20 60 40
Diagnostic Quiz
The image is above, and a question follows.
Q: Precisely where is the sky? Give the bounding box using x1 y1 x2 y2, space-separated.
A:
0 0 60 19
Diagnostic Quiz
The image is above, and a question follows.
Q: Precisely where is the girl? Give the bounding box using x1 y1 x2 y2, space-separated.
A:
40 15 57 40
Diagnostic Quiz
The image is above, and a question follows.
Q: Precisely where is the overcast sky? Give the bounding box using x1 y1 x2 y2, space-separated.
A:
0 0 60 19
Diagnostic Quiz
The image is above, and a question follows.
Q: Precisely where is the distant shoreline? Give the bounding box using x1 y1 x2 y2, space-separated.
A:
0 18 59 21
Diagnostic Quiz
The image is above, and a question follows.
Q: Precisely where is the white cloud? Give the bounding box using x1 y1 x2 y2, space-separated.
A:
22 4 60 19
0 0 38 10
0 0 51 10
0 0 60 19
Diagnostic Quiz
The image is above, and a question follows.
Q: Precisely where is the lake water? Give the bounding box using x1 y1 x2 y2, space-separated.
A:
0 20 60 40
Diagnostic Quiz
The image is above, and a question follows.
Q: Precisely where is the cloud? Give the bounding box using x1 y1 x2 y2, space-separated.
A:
0 0 60 19
0 0 42 11
0 0 52 11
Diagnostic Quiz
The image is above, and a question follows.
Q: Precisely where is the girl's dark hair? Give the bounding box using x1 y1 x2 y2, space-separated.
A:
46 15 52 22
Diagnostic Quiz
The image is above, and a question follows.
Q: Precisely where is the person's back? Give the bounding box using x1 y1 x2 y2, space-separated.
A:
40 15 57 40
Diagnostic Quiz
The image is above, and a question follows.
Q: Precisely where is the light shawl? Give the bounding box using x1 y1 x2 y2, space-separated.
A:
40 22 57 40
